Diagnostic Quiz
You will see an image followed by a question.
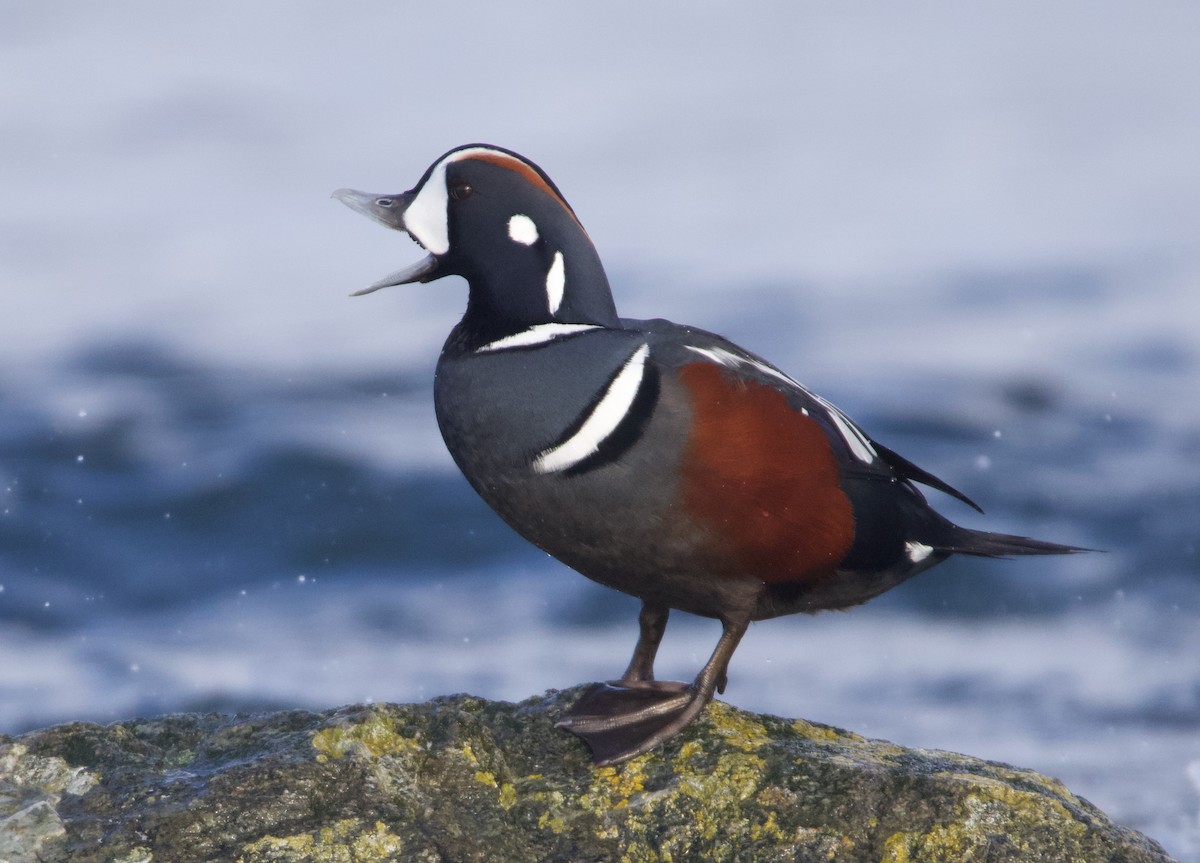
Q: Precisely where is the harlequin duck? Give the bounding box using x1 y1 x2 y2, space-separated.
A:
334 144 1083 766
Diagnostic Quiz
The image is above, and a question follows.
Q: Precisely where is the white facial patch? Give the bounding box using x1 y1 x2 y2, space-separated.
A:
402 159 452 255
684 344 878 464
533 343 650 474
545 251 565 315
508 214 539 245
402 145 498 256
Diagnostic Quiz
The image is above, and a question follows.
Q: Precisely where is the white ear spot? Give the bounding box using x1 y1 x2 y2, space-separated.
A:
507 214 539 245
545 251 565 315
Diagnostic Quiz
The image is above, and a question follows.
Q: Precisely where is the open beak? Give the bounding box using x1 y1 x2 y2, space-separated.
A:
331 188 440 295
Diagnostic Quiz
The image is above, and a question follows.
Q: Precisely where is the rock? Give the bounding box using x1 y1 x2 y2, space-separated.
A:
0 688 1175 863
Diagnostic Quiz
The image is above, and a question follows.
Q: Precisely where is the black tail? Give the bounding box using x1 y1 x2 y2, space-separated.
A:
935 526 1090 559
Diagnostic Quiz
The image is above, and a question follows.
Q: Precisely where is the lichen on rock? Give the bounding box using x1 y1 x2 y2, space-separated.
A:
0 688 1177 862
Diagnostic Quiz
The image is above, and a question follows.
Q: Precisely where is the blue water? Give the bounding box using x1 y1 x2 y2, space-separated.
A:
2 3 1199 858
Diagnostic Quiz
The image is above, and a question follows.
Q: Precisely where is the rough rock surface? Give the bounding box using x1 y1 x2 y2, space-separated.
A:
0 687 1175 863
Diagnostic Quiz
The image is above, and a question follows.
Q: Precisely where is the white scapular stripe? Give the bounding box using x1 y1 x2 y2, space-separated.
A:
545 251 565 315
684 345 877 464
810 393 878 464
476 323 600 353
533 343 650 474
508 214 539 245
905 541 934 563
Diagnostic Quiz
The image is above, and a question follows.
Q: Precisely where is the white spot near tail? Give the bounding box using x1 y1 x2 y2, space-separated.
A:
533 343 650 474
545 251 565 315
905 541 934 563
508 214 539 245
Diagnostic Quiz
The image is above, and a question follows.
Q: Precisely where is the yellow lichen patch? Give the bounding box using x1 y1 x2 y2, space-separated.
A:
498 782 518 810
883 826 963 862
703 702 770 751
473 769 497 787
676 751 766 842
534 788 570 834
790 718 852 743
460 742 480 766
882 776 1091 862
311 712 420 762
537 810 568 835
238 819 404 863
112 848 153 863
747 810 786 842
987 765 1076 800
962 779 1087 841
583 759 649 813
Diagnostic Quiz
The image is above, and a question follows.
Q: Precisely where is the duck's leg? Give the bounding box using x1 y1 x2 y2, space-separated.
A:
557 611 751 765
619 601 670 684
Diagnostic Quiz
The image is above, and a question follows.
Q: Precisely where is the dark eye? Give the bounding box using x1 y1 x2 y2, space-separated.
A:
449 182 473 201
375 197 396 208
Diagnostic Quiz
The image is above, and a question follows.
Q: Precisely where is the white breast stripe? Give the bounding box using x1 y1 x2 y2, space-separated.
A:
684 344 877 464
533 343 650 474
545 251 565 315
476 323 600 353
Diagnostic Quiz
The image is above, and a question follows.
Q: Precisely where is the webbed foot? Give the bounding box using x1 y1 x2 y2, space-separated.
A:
556 680 708 765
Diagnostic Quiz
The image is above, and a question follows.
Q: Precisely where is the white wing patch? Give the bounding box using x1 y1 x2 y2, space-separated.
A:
533 343 650 474
476 323 600 353
545 251 565 315
684 344 878 464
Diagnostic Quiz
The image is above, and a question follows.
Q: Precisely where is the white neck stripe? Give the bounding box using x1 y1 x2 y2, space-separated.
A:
545 251 566 315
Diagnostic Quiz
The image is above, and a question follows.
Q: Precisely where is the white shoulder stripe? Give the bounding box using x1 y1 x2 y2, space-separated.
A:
476 323 600 353
533 343 650 474
684 344 877 464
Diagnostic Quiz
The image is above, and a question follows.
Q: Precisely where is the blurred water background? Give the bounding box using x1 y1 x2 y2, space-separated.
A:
1 2 1198 857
